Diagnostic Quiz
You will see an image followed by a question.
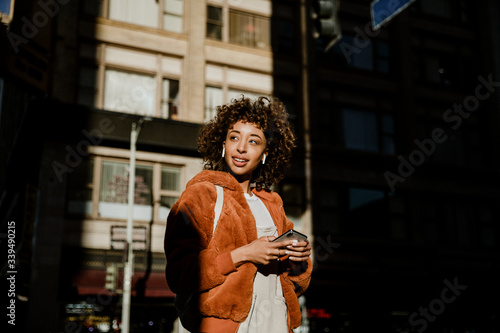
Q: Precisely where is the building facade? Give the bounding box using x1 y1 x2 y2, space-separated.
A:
1 0 499 332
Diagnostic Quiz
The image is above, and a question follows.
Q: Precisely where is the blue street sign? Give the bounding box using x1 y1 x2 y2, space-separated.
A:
371 0 417 31
0 0 12 14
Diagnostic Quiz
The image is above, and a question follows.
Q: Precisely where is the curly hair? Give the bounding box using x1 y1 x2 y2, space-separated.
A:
198 95 296 190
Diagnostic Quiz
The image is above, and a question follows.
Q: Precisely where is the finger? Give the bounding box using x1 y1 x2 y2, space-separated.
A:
288 252 311 261
272 240 298 249
286 242 311 251
289 256 309 261
285 249 311 258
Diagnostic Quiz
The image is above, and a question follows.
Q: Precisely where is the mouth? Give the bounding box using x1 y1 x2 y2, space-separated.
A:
232 156 249 167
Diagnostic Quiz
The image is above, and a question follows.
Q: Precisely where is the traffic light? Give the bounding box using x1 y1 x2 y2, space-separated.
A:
105 263 117 292
311 0 342 52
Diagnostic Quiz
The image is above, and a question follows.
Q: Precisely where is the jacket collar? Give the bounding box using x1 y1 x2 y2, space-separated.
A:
187 170 280 204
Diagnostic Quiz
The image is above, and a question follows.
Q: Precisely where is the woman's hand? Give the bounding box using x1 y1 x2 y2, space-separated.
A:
284 239 311 262
231 236 302 266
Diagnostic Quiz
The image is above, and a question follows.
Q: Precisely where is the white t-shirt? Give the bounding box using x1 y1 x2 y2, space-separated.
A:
244 193 275 228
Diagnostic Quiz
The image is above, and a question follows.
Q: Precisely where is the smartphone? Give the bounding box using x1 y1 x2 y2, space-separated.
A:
272 229 308 243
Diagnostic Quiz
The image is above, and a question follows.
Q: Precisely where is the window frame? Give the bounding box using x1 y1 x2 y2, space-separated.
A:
341 107 395 155
205 3 271 50
77 44 182 119
66 155 184 224
84 0 185 33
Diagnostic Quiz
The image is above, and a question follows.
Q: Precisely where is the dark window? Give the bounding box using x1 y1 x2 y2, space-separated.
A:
207 6 222 40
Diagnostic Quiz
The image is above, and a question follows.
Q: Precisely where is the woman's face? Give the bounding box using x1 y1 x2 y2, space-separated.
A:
224 121 267 181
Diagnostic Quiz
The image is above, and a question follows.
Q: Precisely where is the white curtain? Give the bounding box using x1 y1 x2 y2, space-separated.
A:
163 0 183 33
109 0 159 28
104 69 156 116
205 86 223 121
99 161 153 221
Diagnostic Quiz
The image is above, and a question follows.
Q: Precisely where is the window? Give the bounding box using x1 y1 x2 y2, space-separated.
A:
159 166 182 221
103 69 156 116
229 11 270 49
332 36 391 73
67 157 183 223
342 108 394 154
109 0 159 28
163 0 184 33
77 45 182 119
106 0 184 33
161 79 180 119
204 65 272 122
344 187 391 239
99 161 153 220
419 0 453 18
206 4 271 50
273 3 297 55
205 86 222 121
207 6 223 40
67 159 94 215
77 66 99 108
277 182 304 229
228 89 260 101
204 87 261 122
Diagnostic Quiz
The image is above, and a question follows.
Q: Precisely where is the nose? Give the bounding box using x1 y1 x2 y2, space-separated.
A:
237 141 247 153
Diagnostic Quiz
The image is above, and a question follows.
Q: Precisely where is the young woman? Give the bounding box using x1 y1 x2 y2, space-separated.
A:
164 96 312 333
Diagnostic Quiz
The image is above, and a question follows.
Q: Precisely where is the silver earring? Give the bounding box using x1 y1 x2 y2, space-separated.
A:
262 154 266 164
222 147 225 158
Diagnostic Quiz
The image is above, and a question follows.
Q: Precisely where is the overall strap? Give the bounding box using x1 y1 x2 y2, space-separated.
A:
213 185 224 234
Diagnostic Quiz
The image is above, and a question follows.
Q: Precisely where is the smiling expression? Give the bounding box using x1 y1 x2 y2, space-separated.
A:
223 121 267 182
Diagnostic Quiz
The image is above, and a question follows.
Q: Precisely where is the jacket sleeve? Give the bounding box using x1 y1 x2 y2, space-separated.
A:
164 183 231 294
280 208 313 297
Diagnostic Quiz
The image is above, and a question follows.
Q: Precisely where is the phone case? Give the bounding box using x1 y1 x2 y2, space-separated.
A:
273 229 308 242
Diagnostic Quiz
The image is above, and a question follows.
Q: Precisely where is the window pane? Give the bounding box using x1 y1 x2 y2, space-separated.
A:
165 0 183 15
229 11 270 49
349 188 384 211
342 109 378 152
161 79 180 118
163 0 183 32
77 67 98 107
67 160 94 215
346 188 388 238
207 6 222 40
161 166 181 191
163 14 183 33
109 0 159 28
334 35 374 71
99 161 153 220
159 196 179 221
420 0 453 18
228 89 259 101
104 70 156 116
281 183 303 229
83 0 104 16
205 86 223 121
277 20 294 53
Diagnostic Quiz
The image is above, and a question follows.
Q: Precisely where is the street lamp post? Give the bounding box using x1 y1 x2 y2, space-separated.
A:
121 117 151 333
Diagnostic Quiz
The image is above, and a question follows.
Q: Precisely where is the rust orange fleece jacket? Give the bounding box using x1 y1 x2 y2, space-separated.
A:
164 170 312 331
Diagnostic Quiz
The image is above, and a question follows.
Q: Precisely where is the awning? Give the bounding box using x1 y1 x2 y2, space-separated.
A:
73 268 175 298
